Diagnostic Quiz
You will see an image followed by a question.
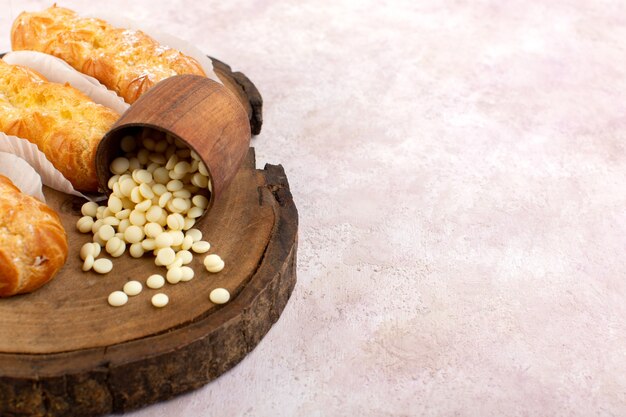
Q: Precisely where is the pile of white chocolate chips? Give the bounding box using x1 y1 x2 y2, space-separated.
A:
75 130 231 308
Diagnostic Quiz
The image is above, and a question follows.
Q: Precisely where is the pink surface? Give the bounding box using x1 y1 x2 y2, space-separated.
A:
1 1 625 416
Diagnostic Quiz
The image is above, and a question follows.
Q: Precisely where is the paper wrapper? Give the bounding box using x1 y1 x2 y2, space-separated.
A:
0 133 89 202
0 152 45 202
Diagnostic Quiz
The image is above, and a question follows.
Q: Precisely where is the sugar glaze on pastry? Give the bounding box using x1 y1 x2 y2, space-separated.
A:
0 59 118 191
12 5 207 104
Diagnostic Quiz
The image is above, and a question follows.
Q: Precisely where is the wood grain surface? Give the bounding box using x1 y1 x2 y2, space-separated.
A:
0 58 297 417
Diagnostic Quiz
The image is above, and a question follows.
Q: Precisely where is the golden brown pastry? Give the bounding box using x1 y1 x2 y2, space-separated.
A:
0 59 118 192
0 175 68 297
12 6 207 104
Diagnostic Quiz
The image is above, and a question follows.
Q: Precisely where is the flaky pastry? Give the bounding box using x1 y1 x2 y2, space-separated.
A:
0 59 118 191
12 6 207 104
0 175 68 297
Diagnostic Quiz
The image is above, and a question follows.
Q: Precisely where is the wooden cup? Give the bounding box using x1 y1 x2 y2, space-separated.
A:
96 75 251 214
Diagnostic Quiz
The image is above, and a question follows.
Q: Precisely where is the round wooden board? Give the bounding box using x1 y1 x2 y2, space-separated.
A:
0 60 297 417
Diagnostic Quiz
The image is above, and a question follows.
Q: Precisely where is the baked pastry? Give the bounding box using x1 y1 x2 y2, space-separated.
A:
0 59 118 191
0 175 68 297
12 6 207 104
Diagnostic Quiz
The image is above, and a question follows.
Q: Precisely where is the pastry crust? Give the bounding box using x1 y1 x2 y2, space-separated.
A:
12 6 206 104
0 175 68 297
0 59 118 192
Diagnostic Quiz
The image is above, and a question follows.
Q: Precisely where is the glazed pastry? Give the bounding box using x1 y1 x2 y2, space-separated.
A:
0 59 118 191
12 6 207 104
0 175 68 297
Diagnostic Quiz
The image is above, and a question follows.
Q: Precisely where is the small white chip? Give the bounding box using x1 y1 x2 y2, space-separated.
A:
93 258 113 274
123 281 143 296
192 241 211 254
209 288 230 304
146 274 165 289
151 293 169 308
108 291 128 307
204 254 224 273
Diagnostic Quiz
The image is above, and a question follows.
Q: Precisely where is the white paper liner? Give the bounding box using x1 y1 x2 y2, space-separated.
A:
0 152 45 202
2 51 129 115
0 133 90 201
84 11 221 83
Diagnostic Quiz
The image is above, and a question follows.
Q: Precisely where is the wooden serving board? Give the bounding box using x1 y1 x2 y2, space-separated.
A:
0 59 297 417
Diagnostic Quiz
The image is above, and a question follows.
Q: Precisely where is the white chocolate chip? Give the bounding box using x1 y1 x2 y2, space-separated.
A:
192 241 211 254
93 258 113 274
192 195 209 209
166 258 184 270
118 219 131 233
82 255 95 271
181 235 194 251
130 186 142 204
139 183 154 200
149 153 166 165
145 206 164 223
155 233 173 249
174 161 191 175
80 242 95 260
120 178 136 197
105 237 124 256
169 230 185 247
209 288 230 304
204 254 224 273
146 274 165 289
93 234 107 247
151 293 169 308
129 210 147 226
108 290 128 307
120 135 136 152
176 250 193 265
81 201 98 217
166 179 183 192
98 224 115 242
141 238 157 251
186 229 202 242
173 189 191 199
166 213 185 230
180 266 194 281
155 247 176 266
102 207 114 219
129 242 145 258
158 192 173 208
102 216 120 227
198 161 209 176
187 207 204 219
191 172 208 188
123 280 143 296
108 195 123 213
143 137 156 151
110 157 130 175
152 182 167 195
76 216 94 233
108 175 120 191
124 225 145 243
182 218 195 232
165 154 178 170
115 209 131 220
128 157 140 171
166 267 183 284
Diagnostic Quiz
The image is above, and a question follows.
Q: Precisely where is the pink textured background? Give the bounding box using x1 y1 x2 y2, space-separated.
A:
1 1 625 416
